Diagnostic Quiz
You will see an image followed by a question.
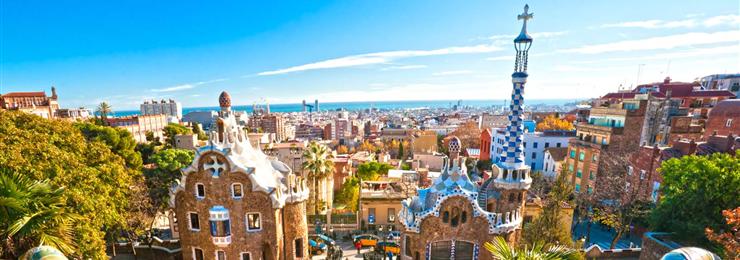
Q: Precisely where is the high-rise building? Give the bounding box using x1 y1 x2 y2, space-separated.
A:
170 92 310 260
140 99 183 119
400 6 535 259
0 86 60 119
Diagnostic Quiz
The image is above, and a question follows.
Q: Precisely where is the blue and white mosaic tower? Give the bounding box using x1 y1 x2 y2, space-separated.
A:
489 4 533 198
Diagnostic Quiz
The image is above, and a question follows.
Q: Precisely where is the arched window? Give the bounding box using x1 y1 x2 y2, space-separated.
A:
461 211 467 224
442 211 450 223
517 193 522 202
508 193 515 203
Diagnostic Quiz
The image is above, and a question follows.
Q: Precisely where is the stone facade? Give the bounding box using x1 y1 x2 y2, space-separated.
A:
171 92 310 260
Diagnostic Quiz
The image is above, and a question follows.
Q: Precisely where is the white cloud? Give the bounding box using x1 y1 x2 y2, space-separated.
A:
380 64 428 71
601 14 740 29
150 78 229 92
257 44 503 76
573 44 739 63
562 30 740 54
433 70 473 76
151 84 195 92
486 55 515 61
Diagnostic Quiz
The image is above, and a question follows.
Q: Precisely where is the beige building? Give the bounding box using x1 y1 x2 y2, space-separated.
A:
170 92 310 260
106 114 168 143
360 180 411 232
0 87 60 119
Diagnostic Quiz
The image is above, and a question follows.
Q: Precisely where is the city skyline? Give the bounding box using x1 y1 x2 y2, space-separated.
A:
1 0 739 110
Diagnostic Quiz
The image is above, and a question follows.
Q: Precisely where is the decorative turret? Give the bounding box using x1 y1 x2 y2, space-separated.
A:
219 91 231 113
448 136 461 160
50 86 58 100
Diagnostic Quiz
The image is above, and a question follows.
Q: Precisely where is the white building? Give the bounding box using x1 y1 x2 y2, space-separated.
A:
490 129 574 171
542 147 568 179
700 74 740 98
140 99 183 119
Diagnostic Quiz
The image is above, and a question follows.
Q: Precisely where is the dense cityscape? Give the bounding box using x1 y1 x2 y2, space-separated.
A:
1 2 739 260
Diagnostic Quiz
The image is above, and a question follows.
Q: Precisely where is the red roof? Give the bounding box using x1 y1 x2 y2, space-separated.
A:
687 90 736 98
601 92 665 99
1 91 46 97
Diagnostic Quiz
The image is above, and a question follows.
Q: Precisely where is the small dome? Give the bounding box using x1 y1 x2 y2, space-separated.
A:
22 246 68 260
661 247 720 260
219 91 231 108
448 136 461 153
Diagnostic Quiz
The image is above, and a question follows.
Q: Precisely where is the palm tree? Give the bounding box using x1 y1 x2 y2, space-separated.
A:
96 102 112 121
302 142 335 216
484 237 580 260
0 169 77 258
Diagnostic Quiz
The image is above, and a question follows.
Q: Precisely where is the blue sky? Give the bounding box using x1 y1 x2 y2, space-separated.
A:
1 0 738 110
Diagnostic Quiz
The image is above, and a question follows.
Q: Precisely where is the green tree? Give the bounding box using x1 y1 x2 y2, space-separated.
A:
522 171 575 246
191 123 207 141
145 148 195 213
163 123 192 147
0 169 78 258
302 142 335 216
356 161 393 181
75 122 143 169
650 153 740 248
484 236 580 260
398 141 405 159
0 111 140 258
334 177 360 212
96 102 112 121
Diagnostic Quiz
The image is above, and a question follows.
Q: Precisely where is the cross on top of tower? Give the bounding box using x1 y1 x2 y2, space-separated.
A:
518 4 533 23
515 4 534 43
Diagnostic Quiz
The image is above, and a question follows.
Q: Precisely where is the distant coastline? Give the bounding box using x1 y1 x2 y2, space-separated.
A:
109 99 579 117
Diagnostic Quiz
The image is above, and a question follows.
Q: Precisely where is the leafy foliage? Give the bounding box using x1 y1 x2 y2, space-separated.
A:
449 121 482 149
484 236 580 260
162 123 193 147
0 111 141 258
96 102 112 120
536 115 574 132
705 207 740 259
334 177 360 212
523 171 575 247
144 149 195 213
302 142 335 215
356 161 393 181
0 169 78 258
650 153 740 248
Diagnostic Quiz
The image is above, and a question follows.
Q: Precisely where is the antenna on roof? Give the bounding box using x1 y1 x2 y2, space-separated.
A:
665 60 671 77
635 64 645 86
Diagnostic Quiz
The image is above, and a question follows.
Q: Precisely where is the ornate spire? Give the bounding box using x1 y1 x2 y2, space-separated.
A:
514 4 534 73
515 4 534 43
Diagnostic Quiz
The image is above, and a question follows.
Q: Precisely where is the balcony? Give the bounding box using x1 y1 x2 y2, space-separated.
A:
577 123 623 135
212 235 231 246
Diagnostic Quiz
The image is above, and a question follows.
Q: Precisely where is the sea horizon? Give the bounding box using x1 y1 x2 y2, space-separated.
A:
110 98 580 117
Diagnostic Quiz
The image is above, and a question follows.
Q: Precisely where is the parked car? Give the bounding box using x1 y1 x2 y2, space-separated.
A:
309 234 336 246
386 231 401 241
375 241 401 255
353 234 380 247
309 239 327 255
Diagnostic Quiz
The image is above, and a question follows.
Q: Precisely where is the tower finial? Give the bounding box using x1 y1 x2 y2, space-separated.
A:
515 4 534 43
